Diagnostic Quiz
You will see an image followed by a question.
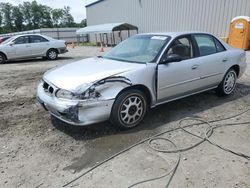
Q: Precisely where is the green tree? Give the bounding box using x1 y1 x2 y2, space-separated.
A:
52 8 64 27
61 6 75 27
0 0 84 34
30 0 41 29
40 5 53 28
0 3 13 33
12 5 24 32
22 2 32 30
79 19 87 27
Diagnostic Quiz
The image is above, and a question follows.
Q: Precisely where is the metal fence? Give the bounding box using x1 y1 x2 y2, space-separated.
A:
0 28 89 43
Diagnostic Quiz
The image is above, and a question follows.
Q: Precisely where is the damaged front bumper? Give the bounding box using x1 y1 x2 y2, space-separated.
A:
36 83 115 126
58 47 68 54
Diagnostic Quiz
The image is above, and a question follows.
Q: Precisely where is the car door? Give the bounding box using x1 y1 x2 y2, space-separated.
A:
30 35 49 56
192 34 228 89
10 36 31 59
157 35 202 103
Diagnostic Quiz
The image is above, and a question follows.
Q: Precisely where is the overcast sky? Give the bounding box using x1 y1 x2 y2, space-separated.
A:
0 0 98 23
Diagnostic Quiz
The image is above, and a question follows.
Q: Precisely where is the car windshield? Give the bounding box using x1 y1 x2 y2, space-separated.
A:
103 35 170 63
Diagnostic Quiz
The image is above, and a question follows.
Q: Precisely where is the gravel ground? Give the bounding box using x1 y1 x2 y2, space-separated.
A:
0 46 249 188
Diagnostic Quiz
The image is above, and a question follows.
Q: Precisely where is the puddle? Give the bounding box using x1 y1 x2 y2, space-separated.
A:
63 128 157 172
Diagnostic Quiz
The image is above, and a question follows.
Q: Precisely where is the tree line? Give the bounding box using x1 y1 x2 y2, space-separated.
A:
0 0 87 34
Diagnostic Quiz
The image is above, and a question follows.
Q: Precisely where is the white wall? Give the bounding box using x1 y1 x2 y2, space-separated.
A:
86 0 250 42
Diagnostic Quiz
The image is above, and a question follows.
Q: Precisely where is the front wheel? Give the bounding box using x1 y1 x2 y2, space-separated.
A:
110 89 147 129
46 49 58 60
216 68 237 96
0 53 6 64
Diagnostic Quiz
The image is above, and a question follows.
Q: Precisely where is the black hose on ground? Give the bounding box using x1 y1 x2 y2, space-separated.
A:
63 109 250 188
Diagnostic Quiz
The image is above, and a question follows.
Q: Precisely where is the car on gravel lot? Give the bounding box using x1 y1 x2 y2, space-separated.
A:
37 32 247 129
0 34 68 64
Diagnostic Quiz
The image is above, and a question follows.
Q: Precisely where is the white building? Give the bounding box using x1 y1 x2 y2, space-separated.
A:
85 0 250 43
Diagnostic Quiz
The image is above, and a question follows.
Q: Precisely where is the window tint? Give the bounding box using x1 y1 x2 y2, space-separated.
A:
194 35 217 56
14 36 29 44
214 38 226 52
166 36 193 60
30 35 48 43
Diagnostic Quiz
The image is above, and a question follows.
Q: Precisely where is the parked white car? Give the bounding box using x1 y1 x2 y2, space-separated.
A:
37 32 247 129
0 34 68 63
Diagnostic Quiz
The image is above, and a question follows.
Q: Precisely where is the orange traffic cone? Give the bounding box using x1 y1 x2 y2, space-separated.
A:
100 43 104 52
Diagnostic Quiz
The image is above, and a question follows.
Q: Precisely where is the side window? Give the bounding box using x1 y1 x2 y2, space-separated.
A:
166 36 193 60
194 35 217 56
30 35 48 43
214 38 226 52
14 36 29 44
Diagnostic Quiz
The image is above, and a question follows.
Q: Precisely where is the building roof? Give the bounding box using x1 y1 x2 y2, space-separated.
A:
85 0 104 8
76 22 138 35
138 31 211 37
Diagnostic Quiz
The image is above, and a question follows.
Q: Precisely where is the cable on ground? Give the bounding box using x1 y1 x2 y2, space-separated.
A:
63 109 250 187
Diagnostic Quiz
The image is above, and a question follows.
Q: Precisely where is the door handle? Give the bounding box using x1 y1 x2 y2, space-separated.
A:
222 58 228 62
191 65 199 70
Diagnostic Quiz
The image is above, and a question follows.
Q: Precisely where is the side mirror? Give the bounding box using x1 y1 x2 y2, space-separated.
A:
9 42 14 46
161 54 182 64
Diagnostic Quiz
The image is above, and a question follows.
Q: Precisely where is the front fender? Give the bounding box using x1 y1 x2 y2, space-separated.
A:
87 63 157 107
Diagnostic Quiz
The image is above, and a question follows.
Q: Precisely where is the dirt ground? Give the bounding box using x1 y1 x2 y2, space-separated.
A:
0 46 249 188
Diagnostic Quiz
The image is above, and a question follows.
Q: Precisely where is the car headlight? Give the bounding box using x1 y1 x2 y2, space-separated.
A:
56 88 100 100
56 89 79 100
82 86 101 99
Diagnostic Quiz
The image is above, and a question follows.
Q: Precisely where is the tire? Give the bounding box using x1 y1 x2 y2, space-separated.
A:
46 49 58 60
0 53 6 64
216 68 237 96
110 89 148 129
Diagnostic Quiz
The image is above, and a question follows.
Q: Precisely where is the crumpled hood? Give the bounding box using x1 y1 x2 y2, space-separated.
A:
44 57 146 91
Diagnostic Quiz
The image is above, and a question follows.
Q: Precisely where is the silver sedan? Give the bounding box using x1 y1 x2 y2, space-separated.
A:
37 32 247 128
0 34 68 64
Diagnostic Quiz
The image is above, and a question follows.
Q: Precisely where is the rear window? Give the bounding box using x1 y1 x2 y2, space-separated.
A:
214 38 226 52
30 35 48 43
194 35 217 56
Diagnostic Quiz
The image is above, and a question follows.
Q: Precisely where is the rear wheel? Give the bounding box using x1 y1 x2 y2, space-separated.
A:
0 53 6 64
110 89 147 129
216 68 237 96
47 49 58 60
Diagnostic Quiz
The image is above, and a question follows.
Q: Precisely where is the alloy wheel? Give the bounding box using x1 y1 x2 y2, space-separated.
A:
48 50 57 60
223 71 236 94
119 95 144 127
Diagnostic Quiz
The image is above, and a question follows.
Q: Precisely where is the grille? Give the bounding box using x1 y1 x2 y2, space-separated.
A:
43 81 54 94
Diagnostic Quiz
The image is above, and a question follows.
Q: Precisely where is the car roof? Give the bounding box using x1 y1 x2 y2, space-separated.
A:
0 36 10 38
139 31 213 38
139 31 233 50
12 34 45 37
4 34 47 40
5 34 53 41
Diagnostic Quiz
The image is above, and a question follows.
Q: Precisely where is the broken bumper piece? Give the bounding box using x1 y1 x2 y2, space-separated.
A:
36 83 114 126
58 47 68 54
